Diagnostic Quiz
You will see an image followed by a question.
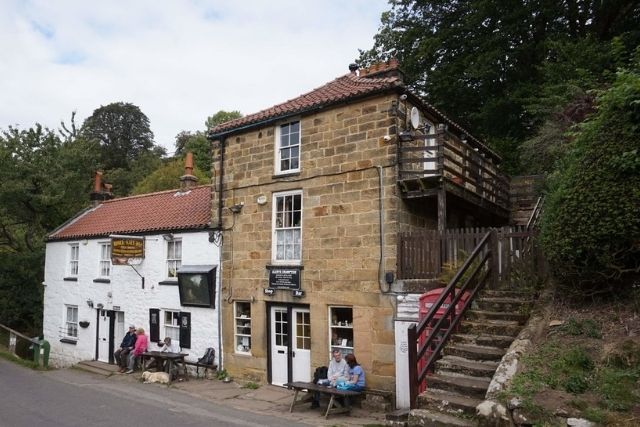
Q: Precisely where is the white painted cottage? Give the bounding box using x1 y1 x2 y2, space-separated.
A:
42 165 221 369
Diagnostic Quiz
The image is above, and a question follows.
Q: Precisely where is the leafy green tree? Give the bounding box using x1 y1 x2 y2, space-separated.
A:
540 64 640 292
131 157 210 195
205 110 242 130
174 131 211 176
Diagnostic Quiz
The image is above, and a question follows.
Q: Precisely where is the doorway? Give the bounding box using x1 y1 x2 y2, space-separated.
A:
268 304 311 386
96 310 124 364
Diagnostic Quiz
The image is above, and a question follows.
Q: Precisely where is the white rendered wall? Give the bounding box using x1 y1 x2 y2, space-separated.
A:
42 231 221 368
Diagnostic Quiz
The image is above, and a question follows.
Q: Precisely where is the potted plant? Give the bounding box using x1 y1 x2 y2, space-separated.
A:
79 320 90 328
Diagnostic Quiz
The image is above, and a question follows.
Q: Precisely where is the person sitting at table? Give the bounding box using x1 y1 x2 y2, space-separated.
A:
115 324 137 373
343 353 365 391
125 327 148 374
148 337 180 372
311 349 349 408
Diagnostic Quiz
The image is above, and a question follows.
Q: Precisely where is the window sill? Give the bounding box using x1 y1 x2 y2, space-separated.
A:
272 171 300 179
63 277 78 282
93 278 110 283
60 338 77 345
266 264 303 270
158 280 178 286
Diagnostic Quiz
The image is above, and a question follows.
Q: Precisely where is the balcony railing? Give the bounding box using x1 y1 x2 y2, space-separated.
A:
397 128 510 212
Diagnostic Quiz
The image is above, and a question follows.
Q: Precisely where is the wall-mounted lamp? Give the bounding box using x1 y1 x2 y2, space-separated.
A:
162 233 174 241
229 202 244 214
86 299 94 308
96 303 104 309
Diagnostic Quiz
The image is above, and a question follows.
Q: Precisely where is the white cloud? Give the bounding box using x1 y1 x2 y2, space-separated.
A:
0 0 387 152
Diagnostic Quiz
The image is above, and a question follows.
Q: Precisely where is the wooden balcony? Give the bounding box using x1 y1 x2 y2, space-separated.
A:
397 127 510 220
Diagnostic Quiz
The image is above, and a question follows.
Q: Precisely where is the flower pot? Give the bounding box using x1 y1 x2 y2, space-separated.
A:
79 321 90 328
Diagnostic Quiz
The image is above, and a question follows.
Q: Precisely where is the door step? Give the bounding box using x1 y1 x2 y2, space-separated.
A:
74 360 119 377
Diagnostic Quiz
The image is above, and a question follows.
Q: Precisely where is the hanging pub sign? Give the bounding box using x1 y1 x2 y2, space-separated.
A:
267 266 301 290
110 235 145 265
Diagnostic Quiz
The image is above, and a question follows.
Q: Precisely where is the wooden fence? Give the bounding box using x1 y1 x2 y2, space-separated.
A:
397 225 534 281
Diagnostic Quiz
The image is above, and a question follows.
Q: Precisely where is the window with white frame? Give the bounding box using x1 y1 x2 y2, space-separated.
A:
68 244 79 276
98 242 111 277
164 310 180 344
272 191 302 263
65 305 78 338
275 121 300 174
234 302 251 354
166 239 182 278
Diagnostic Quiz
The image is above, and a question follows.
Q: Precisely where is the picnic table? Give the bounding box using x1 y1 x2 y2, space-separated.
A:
141 351 188 383
285 381 362 419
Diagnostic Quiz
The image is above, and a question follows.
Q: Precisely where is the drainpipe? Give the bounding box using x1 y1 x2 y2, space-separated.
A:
217 138 226 229
376 166 390 293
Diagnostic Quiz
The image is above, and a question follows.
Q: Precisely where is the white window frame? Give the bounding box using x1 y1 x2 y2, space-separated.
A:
68 243 79 276
65 305 78 339
274 120 301 175
98 242 111 278
166 238 182 279
234 302 252 354
271 190 303 264
163 309 180 345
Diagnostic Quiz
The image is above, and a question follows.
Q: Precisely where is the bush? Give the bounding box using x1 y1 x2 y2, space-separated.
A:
540 65 640 293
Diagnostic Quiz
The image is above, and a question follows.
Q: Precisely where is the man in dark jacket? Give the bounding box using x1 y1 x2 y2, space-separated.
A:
115 325 137 372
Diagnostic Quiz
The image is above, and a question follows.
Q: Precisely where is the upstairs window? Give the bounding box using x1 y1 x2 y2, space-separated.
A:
167 239 182 278
98 242 111 277
69 244 79 276
275 121 300 174
272 191 302 263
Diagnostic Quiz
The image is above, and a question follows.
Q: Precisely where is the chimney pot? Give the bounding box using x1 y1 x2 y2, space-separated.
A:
348 63 359 73
180 152 198 190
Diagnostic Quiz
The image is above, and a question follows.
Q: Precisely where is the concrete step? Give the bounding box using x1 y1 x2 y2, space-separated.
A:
426 373 490 399
466 309 528 325
74 360 117 377
444 344 505 362
435 355 499 378
459 319 521 337
418 388 482 416
451 333 515 349
409 408 476 427
476 297 532 312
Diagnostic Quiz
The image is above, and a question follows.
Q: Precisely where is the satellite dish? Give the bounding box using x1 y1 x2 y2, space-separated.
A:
410 107 421 130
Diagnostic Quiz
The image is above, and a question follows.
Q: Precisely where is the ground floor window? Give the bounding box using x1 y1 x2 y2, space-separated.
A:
234 302 251 354
65 305 78 339
164 310 180 344
329 306 353 356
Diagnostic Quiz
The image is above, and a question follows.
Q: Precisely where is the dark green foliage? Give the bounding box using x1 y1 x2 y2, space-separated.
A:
174 131 211 177
131 157 210 195
0 251 43 335
560 318 602 339
540 65 640 291
205 110 242 130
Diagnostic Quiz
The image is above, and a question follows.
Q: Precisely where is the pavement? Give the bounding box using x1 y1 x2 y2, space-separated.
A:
76 361 389 426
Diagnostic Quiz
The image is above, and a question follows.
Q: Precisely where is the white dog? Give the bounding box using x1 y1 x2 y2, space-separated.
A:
142 370 170 384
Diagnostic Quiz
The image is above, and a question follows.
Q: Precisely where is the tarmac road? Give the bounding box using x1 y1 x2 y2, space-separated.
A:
0 358 308 427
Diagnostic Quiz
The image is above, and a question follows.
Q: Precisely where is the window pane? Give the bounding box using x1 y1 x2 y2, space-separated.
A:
290 121 299 133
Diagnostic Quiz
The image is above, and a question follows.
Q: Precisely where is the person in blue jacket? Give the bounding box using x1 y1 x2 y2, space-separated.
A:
344 353 365 391
115 325 137 372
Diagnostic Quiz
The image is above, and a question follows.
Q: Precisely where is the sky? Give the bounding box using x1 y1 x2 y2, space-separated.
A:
0 0 388 154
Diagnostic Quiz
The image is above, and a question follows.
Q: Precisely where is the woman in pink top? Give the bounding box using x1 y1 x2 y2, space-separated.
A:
125 328 148 374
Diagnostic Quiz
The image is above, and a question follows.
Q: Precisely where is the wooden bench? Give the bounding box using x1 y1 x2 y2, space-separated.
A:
183 360 217 378
285 381 362 419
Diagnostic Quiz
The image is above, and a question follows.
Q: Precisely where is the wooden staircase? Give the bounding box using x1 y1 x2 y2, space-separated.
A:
409 289 533 426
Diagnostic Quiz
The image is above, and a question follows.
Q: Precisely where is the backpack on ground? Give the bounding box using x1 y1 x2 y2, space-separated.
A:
198 347 215 365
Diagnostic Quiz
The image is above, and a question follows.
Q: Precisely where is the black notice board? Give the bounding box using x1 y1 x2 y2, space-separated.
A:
267 266 301 290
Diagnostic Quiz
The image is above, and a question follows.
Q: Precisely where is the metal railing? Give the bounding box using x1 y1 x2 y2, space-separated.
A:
0 323 49 367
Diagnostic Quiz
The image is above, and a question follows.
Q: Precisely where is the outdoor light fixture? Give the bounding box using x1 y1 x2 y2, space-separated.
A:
229 203 244 214
86 299 94 308
96 303 104 309
162 233 174 241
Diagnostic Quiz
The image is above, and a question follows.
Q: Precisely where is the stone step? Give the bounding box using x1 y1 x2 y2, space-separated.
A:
476 297 532 312
459 319 521 337
451 333 515 349
444 344 505 361
466 309 528 325
435 355 499 378
418 388 483 416
409 408 476 427
481 289 531 299
74 361 115 377
426 373 491 399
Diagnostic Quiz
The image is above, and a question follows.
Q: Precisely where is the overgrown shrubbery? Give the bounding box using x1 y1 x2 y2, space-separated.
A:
540 63 640 293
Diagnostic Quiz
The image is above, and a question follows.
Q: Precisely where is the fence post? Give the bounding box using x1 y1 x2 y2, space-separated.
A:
407 324 418 409
489 229 500 288
9 332 16 354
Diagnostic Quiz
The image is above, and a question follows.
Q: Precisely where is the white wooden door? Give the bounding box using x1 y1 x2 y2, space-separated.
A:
97 309 110 362
423 120 437 176
270 306 289 386
113 312 125 354
292 308 311 382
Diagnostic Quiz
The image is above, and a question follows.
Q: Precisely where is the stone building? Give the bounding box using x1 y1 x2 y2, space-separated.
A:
42 159 222 368
208 60 509 394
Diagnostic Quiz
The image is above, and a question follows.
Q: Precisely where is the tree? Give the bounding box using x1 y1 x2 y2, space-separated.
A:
131 157 210 195
81 102 166 195
205 110 242 130
540 64 640 292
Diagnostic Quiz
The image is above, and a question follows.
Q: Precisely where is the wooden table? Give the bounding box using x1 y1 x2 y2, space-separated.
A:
285 381 362 419
141 351 188 383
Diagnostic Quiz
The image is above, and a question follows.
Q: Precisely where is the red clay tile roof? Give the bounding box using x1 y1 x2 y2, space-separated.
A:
48 185 211 241
210 71 403 134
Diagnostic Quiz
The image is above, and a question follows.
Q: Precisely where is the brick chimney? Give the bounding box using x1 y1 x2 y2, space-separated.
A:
180 152 198 190
358 58 404 81
89 171 114 206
